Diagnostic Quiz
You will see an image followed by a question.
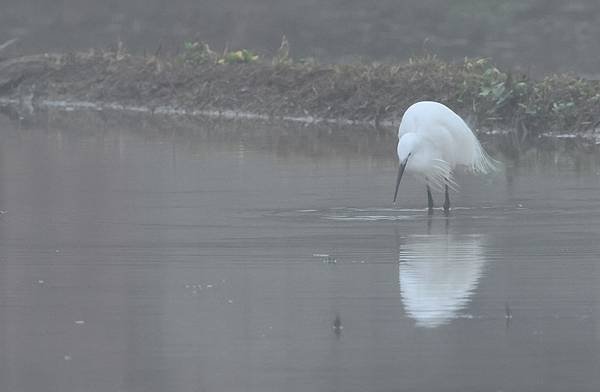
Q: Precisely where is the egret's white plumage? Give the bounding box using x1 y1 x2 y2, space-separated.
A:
393 101 498 208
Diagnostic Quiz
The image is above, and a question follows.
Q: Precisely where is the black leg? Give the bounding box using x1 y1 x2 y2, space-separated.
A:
427 185 434 214
443 183 450 214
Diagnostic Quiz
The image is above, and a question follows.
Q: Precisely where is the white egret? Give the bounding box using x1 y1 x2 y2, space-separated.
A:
393 101 497 212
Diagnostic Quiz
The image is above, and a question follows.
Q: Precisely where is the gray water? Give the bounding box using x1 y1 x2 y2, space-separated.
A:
1 111 600 392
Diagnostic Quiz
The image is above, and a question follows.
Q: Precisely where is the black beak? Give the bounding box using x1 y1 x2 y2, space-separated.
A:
393 157 409 203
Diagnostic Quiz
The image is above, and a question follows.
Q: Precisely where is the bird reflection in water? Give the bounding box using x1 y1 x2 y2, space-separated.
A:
398 233 487 328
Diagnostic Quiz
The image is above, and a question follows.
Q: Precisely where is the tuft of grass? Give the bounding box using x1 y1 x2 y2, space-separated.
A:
272 35 291 66
179 41 218 65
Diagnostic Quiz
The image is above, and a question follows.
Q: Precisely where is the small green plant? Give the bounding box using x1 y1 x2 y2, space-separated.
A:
551 101 575 113
180 41 218 65
478 67 511 107
179 41 259 65
217 49 259 64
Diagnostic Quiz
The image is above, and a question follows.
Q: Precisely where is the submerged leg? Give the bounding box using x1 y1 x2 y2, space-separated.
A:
443 183 450 214
426 184 434 214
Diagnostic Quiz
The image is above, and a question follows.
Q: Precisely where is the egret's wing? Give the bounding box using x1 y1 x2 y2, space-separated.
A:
429 110 500 174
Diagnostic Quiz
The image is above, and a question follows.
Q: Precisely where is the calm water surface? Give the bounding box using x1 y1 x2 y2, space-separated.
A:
1 111 600 392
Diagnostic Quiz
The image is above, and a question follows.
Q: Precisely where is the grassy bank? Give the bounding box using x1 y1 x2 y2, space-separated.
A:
1 42 599 140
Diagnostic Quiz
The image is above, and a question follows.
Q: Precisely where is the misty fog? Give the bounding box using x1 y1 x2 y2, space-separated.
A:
2 0 600 75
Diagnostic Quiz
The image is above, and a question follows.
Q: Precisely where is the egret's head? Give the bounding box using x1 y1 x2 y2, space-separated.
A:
397 133 420 163
393 133 420 203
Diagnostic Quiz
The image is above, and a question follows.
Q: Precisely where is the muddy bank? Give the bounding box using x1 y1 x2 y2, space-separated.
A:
1 48 600 140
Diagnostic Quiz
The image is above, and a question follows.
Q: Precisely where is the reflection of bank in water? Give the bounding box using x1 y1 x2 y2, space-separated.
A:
399 234 487 328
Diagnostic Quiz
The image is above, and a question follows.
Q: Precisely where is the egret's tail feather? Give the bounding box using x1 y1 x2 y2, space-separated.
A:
471 140 500 174
428 159 458 192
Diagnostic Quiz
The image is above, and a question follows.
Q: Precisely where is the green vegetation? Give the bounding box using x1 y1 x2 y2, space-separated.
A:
180 41 218 65
218 49 259 64
482 60 597 134
394 55 599 138
179 41 258 65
